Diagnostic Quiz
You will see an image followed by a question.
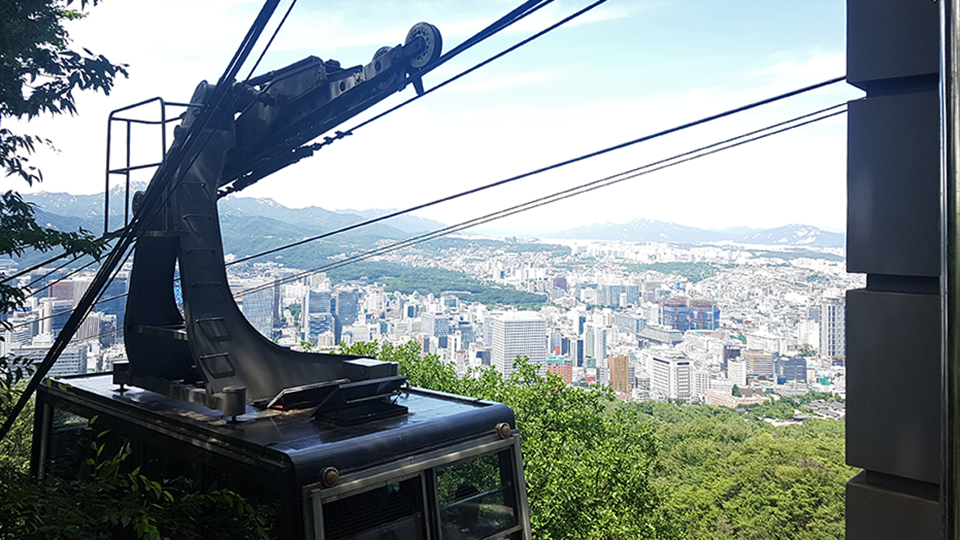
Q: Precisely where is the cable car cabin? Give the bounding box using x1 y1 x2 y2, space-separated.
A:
32 373 531 540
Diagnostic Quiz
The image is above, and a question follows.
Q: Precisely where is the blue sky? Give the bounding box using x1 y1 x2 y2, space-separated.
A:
17 0 858 234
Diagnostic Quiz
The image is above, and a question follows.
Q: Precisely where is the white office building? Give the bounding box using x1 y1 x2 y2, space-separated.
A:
650 354 692 399
490 312 547 378
728 359 747 388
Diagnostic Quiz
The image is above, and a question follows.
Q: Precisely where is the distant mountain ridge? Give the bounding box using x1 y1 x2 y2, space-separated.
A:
549 218 844 247
334 207 447 234
23 190 843 249
23 189 444 236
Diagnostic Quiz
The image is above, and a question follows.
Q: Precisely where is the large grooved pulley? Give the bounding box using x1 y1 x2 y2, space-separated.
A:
405 22 442 69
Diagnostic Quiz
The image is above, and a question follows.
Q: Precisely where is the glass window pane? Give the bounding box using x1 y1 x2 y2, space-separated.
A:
436 451 518 540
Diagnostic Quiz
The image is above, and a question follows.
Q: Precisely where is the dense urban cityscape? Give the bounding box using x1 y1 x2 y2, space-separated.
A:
1 230 857 419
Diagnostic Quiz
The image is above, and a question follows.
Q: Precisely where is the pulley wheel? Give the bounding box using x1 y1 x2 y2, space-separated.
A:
405 22 442 70
373 46 393 61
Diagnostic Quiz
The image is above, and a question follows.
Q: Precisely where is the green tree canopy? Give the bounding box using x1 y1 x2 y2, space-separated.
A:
338 341 678 540
1 0 127 184
0 0 125 315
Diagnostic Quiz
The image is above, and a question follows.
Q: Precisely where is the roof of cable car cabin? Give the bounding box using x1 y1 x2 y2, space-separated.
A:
41 374 515 481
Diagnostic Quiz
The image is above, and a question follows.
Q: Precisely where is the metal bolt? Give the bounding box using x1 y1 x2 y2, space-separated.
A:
321 466 339 488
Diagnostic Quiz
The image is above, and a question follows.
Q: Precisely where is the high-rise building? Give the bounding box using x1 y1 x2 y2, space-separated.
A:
728 359 747 388
642 281 661 304
242 279 279 339
305 290 332 315
47 299 72 336
660 297 720 332
693 370 712 397
609 355 630 394
490 312 547 378
819 296 845 358
600 284 640 307
96 272 128 335
583 322 610 368
722 343 741 372
302 289 333 343
688 299 719 330
545 356 572 384
573 338 584 367
649 354 692 399
334 289 360 343
454 320 475 347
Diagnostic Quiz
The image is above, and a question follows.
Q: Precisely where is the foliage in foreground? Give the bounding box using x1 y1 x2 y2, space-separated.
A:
0 439 270 540
343 341 852 540
631 401 853 540
0 358 269 540
339 340 677 540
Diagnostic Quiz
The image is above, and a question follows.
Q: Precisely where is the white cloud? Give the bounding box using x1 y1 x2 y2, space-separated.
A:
8 1 854 235
756 54 846 85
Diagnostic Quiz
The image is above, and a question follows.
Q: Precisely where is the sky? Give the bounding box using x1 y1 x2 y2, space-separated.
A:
13 0 861 235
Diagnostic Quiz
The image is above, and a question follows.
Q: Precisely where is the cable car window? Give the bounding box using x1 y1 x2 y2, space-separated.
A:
321 476 426 540
436 450 519 540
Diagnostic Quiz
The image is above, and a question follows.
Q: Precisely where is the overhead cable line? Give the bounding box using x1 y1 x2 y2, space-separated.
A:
6 99 849 334
22 255 82 291
236 102 849 298
228 76 847 267
19 235 119 299
218 0 562 196
0 0 287 442
47 101 848 345
1 245 97 285
1 0 565 334
344 0 607 136
24 256 104 302
245 0 299 81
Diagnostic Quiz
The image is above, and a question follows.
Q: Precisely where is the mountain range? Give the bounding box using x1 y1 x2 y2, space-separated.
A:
22 189 844 251
549 218 844 248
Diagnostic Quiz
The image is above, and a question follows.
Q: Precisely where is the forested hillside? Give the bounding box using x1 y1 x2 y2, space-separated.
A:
633 401 851 540
347 342 852 540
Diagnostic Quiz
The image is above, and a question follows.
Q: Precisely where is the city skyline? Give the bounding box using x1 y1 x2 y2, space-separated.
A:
12 0 860 234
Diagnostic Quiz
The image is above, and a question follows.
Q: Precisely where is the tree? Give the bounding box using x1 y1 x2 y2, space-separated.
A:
0 5 271 539
338 341 678 540
632 400 852 540
732 384 742 397
1 0 127 184
1 0 125 314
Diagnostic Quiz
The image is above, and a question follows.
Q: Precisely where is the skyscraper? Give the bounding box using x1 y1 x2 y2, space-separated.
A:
583 322 610 368
422 312 451 340
302 289 333 343
334 288 360 343
242 279 279 339
490 311 547 378
819 295 845 358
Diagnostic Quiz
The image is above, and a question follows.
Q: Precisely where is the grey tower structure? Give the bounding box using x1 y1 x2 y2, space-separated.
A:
845 1 942 537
